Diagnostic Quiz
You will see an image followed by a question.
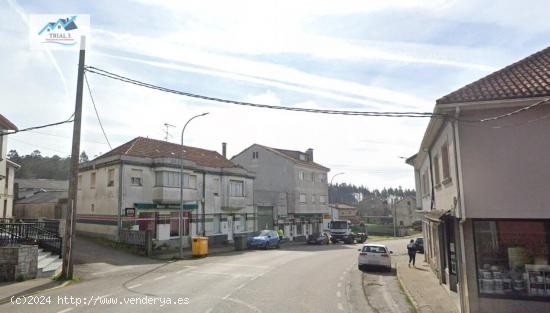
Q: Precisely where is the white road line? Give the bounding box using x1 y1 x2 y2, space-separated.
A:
57 308 74 313
204 308 213 313
237 283 246 290
153 275 166 281
337 303 344 311
214 263 270 269
222 293 231 300
128 283 142 289
336 291 342 298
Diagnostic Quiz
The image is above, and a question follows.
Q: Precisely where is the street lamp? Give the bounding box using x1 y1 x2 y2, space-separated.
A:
179 112 209 258
329 172 344 221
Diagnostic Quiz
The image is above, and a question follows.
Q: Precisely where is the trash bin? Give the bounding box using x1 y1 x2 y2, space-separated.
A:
192 237 208 257
234 235 248 251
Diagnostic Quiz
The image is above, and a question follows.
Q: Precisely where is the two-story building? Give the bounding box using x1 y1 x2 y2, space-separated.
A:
0 114 20 218
330 203 360 224
232 144 330 240
407 47 550 313
76 137 255 246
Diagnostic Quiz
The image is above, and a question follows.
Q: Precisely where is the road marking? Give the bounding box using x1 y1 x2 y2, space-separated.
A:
128 283 142 289
153 275 166 281
237 283 246 290
336 291 341 298
214 263 270 269
337 303 344 311
57 309 74 313
222 293 231 300
204 308 213 313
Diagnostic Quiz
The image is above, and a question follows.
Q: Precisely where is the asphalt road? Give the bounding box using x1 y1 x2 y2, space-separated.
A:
3 237 414 313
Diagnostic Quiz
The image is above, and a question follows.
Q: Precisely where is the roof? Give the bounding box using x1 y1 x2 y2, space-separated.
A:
252 144 330 171
332 203 357 210
15 179 68 191
0 114 17 131
437 46 550 105
95 137 236 168
6 159 20 169
16 191 68 204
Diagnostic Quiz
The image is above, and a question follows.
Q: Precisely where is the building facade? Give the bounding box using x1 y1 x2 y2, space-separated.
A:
0 114 19 218
407 47 550 313
232 144 330 240
76 137 255 246
330 203 360 224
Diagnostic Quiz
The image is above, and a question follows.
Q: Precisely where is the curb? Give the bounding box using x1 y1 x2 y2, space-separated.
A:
0 280 72 306
396 261 420 313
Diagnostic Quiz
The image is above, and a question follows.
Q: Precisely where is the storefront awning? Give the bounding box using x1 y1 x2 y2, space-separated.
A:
425 209 450 222
135 203 198 210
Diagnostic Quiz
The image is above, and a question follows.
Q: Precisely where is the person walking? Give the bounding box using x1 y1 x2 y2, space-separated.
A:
407 239 417 267
277 228 284 240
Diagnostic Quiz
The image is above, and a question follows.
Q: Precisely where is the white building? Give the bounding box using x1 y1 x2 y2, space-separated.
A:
76 137 255 246
0 114 20 218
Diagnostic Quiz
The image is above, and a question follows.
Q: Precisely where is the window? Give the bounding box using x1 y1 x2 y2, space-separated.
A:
183 174 197 189
422 172 429 196
299 193 307 203
90 172 96 189
362 245 387 253
310 172 315 182
319 195 327 204
230 180 244 197
311 194 316 204
252 151 259 159
433 156 441 185
107 169 115 187
299 154 306 161
130 169 142 186
441 143 451 181
298 171 304 180
473 219 550 300
318 173 326 183
213 177 220 196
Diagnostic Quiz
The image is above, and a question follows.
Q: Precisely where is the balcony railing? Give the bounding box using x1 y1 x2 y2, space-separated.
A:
0 221 62 256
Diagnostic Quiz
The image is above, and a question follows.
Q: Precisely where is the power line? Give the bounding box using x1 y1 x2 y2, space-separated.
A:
84 66 444 118
84 73 112 149
1 116 74 136
457 98 550 123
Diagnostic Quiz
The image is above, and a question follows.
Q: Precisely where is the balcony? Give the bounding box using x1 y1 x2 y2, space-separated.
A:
152 186 200 204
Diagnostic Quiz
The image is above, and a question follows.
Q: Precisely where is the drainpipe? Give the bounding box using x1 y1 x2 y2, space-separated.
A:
202 171 206 236
428 150 436 210
117 160 124 238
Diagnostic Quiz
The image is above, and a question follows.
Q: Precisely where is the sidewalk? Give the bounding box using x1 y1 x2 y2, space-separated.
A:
0 278 67 305
396 254 459 313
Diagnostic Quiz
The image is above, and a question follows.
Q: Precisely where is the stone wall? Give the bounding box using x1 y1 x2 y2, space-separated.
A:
0 245 38 282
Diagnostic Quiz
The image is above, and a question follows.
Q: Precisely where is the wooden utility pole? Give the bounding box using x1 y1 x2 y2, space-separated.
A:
62 36 86 280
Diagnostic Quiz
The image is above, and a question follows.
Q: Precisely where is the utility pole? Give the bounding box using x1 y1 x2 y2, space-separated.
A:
62 36 86 280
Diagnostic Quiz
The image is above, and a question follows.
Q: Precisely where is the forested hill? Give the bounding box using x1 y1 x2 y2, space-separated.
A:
329 183 415 204
6 150 90 180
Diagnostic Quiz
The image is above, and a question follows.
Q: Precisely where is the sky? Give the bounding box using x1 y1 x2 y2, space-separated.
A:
1 0 549 189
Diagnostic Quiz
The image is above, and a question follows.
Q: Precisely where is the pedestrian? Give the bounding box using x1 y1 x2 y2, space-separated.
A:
407 239 417 267
277 228 284 240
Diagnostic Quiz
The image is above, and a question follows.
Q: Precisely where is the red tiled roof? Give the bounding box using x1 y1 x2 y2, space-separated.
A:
0 114 18 131
96 137 236 168
437 46 550 105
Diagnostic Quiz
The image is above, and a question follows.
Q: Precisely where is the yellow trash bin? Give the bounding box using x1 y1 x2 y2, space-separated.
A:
192 236 208 257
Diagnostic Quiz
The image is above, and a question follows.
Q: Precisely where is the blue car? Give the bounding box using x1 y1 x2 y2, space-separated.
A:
247 230 280 249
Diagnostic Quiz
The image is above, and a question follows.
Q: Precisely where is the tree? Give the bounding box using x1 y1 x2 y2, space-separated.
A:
79 151 89 163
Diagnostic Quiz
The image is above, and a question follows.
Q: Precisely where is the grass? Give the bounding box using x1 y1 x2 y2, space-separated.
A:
52 273 80 282
77 233 143 255
367 235 397 241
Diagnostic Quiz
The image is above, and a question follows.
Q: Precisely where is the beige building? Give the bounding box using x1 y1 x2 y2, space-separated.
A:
0 114 20 218
407 47 550 313
330 203 360 224
390 195 420 227
76 137 255 246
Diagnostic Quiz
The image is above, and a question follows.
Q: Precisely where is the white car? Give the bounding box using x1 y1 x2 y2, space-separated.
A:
357 243 393 271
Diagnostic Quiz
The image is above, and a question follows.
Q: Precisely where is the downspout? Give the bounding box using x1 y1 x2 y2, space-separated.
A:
428 150 435 210
453 108 469 313
117 160 124 238
202 171 206 236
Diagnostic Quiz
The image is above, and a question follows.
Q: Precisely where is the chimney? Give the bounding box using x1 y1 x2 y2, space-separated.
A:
306 148 313 161
222 142 227 158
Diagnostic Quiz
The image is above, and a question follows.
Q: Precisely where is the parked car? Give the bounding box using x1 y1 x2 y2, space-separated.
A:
357 243 393 271
307 232 331 245
247 230 280 249
415 237 424 254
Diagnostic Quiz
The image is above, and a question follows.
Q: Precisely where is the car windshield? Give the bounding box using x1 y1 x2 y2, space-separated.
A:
362 246 387 253
259 230 272 237
416 238 423 243
331 221 348 229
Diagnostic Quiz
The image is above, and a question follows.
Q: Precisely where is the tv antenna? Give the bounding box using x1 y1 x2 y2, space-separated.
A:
163 123 175 141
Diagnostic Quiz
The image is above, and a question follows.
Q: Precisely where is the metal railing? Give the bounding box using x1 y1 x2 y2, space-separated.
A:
0 222 62 256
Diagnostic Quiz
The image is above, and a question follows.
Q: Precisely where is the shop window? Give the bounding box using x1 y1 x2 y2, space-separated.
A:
473 220 550 299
